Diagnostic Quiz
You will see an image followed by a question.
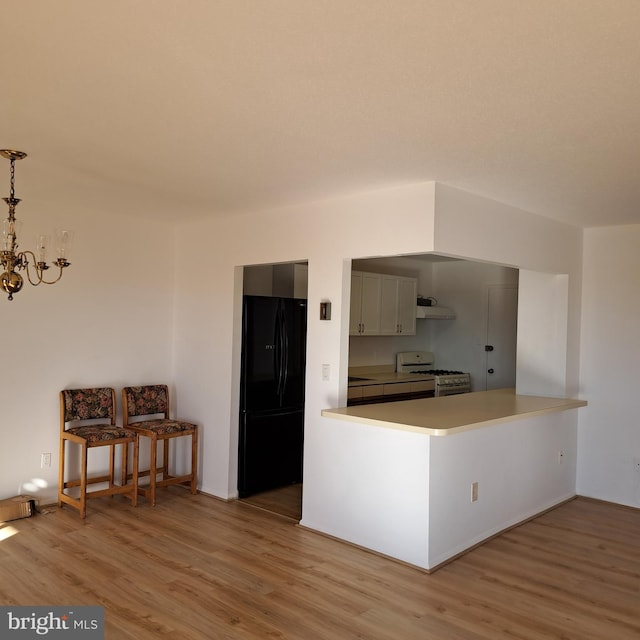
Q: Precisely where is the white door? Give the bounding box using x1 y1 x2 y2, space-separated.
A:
484 285 518 390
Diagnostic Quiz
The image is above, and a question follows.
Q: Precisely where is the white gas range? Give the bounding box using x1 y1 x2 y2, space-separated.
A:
396 351 471 397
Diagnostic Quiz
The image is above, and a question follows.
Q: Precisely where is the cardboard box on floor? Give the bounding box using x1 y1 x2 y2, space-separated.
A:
0 495 36 522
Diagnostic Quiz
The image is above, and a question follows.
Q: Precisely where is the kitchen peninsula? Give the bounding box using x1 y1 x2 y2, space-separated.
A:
311 389 587 572
326 388 586 435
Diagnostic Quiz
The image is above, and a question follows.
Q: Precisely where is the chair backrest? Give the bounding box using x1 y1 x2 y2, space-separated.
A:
122 385 170 420
60 388 116 430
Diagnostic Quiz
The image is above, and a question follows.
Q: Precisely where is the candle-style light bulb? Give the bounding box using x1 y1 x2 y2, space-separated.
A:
36 234 49 262
55 229 74 261
2 219 22 252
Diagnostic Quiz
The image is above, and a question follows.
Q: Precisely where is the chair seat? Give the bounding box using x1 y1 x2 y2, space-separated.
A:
131 419 196 436
66 424 138 443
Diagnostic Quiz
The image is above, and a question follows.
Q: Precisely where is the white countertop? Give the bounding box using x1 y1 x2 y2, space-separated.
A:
322 388 587 435
348 365 432 386
348 372 431 386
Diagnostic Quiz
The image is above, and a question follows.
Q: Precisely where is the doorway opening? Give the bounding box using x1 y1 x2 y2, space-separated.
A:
238 261 308 521
348 254 519 392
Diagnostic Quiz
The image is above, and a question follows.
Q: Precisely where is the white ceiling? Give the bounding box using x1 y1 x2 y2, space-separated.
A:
3 1 640 227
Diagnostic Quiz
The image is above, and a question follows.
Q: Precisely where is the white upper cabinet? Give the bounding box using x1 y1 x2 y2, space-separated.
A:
380 275 417 335
396 276 417 335
350 272 382 335
351 271 416 336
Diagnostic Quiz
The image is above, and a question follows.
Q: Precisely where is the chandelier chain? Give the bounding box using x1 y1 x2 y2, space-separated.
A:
9 158 15 201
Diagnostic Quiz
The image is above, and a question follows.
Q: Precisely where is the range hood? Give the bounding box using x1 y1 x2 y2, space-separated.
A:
416 305 456 319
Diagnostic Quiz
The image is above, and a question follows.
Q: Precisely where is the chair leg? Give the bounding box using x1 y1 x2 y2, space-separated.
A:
58 438 66 508
121 440 128 487
162 438 169 481
131 437 139 507
80 443 88 519
190 429 198 495
149 436 157 507
110 443 117 496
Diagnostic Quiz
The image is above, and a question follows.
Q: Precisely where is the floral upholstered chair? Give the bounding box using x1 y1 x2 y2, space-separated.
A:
122 385 198 506
58 387 139 519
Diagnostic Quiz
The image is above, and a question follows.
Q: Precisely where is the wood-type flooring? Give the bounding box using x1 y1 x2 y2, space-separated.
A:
239 483 302 521
0 489 638 639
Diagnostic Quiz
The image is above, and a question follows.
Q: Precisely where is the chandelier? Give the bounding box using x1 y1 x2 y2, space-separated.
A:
1 150 72 300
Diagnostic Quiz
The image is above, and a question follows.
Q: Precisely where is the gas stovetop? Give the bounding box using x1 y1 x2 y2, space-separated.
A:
397 351 467 376
410 369 465 376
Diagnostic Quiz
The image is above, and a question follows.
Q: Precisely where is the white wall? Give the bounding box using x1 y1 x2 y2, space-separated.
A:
517 270 569 396
302 416 431 568
429 411 577 567
578 225 640 507
0 201 175 504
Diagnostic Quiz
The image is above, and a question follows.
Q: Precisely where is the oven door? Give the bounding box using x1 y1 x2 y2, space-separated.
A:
437 388 466 397
435 382 470 397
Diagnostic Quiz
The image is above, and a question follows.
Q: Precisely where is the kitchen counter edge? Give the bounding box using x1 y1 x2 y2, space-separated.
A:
321 388 587 436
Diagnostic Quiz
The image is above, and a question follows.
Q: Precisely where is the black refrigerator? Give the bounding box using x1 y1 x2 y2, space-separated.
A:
238 295 307 498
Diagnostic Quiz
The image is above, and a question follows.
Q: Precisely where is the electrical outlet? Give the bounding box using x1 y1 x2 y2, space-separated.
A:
40 452 51 468
471 481 479 502
322 364 330 381
558 451 565 464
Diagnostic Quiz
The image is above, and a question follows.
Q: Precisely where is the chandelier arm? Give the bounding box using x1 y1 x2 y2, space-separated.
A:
20 251 66 286
20 252 46 286
38 265 67 285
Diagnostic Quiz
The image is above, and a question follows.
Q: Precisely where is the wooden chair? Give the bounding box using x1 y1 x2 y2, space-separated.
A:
58 387 139 519
122 385 198 506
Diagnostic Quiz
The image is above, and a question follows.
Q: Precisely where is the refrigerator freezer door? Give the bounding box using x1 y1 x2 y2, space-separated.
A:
238 409 304 497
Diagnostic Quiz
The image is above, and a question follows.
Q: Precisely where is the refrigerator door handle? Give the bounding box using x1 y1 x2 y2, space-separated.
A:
282 311 289 397
274 306 283 400
277 301 287 404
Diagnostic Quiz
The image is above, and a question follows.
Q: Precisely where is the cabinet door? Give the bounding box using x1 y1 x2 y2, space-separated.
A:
383 382 413 396
349 272 363 335
379 275 417 335
359 273 381 335
379 275 399 335
362 384 384 398
397 277 417 335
